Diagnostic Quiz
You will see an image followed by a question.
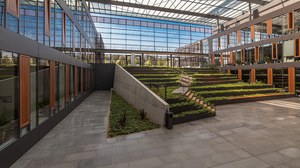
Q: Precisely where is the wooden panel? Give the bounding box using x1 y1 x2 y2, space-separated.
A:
6 0 19 18
81 67 83 92
237 30 241 43
238 69 242 81
62 13 66 45
288 67 295 93
220 53 223 66
230 51 233 64
74 66 78 97
65 64 69 101
254 46 259 62
49 61 56 111
267 68 273 85
250 25 255 39
241 49 245 63
294 38 300 57
288 12 294 30
272 43 278 60
20 55 30 128
267 19 272 35
45 0 51 36
211 54 215 65
251 69 256 83
227 34 230 46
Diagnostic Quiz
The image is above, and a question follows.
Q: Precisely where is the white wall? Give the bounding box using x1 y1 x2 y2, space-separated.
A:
113 65 169 126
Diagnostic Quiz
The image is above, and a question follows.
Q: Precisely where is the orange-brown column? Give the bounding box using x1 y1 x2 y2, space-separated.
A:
238 69 242 81
288 67 295 93
74 66 78 97
267 68 273 85
227 70 231 75
19 55 30 128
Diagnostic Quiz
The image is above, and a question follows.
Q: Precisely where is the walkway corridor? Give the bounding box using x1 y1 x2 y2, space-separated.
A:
11 91 111 168
11 94 300 168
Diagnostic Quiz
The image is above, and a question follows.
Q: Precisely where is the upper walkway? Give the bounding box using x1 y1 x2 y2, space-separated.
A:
11 92 300 168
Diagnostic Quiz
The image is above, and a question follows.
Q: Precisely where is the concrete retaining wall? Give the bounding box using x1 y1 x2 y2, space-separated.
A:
113 65 169 126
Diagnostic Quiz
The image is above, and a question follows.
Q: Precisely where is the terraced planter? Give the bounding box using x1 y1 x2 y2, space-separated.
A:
211 94 294 105
170 105 200 114
196 89 279 98
191 85 271 92
173 112 216 124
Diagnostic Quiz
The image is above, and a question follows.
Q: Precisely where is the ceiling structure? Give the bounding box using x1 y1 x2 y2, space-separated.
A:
87 0 273 26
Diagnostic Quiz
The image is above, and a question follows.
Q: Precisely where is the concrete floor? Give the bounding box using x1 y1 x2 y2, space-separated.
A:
11 92 300 168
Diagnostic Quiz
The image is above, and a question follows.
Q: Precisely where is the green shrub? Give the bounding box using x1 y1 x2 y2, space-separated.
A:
108 92 159 137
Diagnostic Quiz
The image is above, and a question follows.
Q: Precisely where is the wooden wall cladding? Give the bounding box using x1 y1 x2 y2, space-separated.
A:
45 0 51 36
288 67 295 93
241 49 245 63
294 38 300 57
6 0 19 18
237 30 241 43
238 69 242 81
65 64 69 101
19 55 30 128
220 53 223 66
74 66 78 97
211 54 215 65
49 61 56 111
272 43 278 59
81 67 83 92
230 51 233 64
267 19 272 35
250 25 255 39
227 34 230 46
251 69 256 83
288 12 294 30
254 46 259 62
267 68 273 85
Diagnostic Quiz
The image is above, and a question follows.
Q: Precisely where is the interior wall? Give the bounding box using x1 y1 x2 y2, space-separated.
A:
93 63 115 90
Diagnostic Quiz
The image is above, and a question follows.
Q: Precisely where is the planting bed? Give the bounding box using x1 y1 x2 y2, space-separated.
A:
124 67 216 124
190 72 289 105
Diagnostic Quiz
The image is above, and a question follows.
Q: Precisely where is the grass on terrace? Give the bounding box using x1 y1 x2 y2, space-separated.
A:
108 92 159 137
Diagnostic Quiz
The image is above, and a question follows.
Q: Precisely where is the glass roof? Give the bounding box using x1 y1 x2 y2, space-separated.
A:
88 0 272 26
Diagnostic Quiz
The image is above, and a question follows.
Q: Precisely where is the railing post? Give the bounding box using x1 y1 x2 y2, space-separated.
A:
165 110 173 129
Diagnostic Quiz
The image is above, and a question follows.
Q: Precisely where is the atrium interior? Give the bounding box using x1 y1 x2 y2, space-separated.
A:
1 0 300 168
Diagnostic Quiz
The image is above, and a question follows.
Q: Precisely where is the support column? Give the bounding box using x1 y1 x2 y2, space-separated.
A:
267 68 273 85
251 69 256 83
141 53 144 66
131 53 135 66
227 69 231 75
238 69 242 81
288 67 295 93
167 56 169 67
178 57 181 67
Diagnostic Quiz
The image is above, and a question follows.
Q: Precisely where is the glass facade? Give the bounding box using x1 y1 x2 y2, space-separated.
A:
92 13 212 52
0 0 98 63
0 0 94 151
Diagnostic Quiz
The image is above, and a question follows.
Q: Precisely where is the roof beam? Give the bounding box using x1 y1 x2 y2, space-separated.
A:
87 0 232 21
237 0 268 5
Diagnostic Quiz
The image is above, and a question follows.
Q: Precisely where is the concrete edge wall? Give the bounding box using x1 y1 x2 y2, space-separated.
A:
113 65 169 126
